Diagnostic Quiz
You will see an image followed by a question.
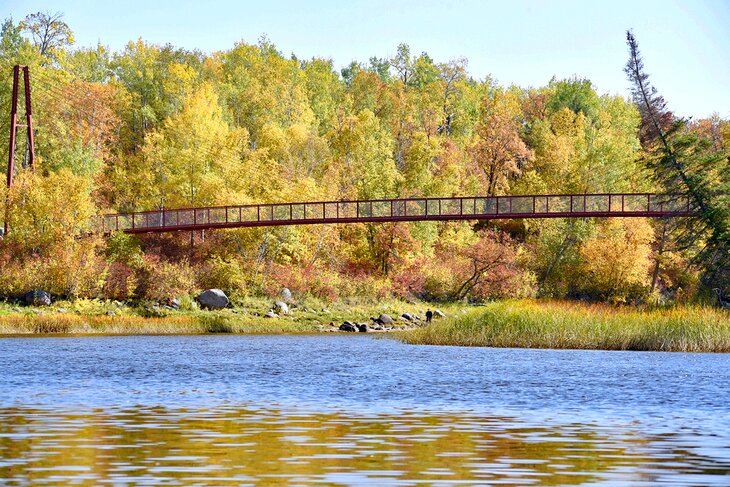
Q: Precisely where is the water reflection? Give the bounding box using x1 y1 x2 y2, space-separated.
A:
1 406 729 486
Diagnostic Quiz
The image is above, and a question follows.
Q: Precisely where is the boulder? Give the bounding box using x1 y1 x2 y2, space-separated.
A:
356 323 370 333
434 309 446 318
197 289 229 310
169 298 180 310
24 290 51 307
339 322 357 332
401 312 414 322
264 310 279 318
377 313 393 325
280 287 293 302
274 301 290 315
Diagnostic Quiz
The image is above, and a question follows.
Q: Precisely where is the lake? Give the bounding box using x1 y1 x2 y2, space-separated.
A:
1 334 729 485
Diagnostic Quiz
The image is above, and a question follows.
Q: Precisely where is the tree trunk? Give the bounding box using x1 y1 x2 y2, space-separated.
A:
650 219 667 294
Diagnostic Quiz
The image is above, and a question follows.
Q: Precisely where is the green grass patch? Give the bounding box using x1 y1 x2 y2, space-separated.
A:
397 300 730 352
0 296 471 336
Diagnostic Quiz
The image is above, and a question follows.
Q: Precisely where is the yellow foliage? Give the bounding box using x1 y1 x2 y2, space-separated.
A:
578 218 654 301
5 169 96 254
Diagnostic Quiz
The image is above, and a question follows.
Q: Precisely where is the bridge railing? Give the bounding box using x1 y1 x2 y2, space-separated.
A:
101 193 695 234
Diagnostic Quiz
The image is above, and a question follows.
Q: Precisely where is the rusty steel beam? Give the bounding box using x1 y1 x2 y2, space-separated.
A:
4 65 35 235
4 66 20 236
22 66 35 170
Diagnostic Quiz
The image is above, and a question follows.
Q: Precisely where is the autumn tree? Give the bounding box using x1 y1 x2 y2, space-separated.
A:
21 11 74 59
577 218 654 302
625 30 729 291
437 58 467 136
428 228 525 301
469 90 533 196
1 169 103 298
41 81 126 174
141 83 247 209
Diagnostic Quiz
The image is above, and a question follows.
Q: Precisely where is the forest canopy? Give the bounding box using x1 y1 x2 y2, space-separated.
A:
1 13 727 305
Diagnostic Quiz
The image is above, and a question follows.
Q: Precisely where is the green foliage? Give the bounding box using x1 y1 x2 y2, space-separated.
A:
0 19 726 306
625 31 729 292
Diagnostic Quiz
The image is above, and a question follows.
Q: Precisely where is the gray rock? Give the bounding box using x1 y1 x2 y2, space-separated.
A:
356 323 370 333
377 313 393 325
339 322 357 332
169 298 180 310
281 287 293 302
197 289 229 310
24 290 51 306
264 310 279 318
107 310 116 316
274 301 289 315
434 309 446 318
56 308 67 313
401 312 414 322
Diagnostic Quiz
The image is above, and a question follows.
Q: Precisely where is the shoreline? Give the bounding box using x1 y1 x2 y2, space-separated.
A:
0 297 449 336
1 299 728 353
397 300 730 353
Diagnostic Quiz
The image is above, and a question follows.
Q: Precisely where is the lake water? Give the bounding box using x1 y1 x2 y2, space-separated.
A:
1 334 729 486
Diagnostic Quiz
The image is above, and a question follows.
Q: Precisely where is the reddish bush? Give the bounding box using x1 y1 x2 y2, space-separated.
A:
102 262 138 300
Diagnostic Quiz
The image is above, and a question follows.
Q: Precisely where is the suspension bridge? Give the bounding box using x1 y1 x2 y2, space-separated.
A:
4 65 697 236
101 193 695 234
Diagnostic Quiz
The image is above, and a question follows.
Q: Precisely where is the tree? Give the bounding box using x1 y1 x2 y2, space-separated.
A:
578 218 654 302
435 229 523 301
469 90 533 196
625 30 729 291
42 81 127 173
390 43 413 86
437 58 467 136
0 169 103 298
330 109 401 200
21 11 74 58
141 83 247 209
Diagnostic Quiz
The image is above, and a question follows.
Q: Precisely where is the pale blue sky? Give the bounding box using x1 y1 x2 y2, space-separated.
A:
2 0 728 118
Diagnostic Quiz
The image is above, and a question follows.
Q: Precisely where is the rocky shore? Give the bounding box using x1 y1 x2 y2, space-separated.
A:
0 287 457 336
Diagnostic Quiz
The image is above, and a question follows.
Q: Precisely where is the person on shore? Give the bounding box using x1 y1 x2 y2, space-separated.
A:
426 309 433 323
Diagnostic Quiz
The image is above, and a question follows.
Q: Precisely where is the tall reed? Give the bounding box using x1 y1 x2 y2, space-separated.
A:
399 300 730 352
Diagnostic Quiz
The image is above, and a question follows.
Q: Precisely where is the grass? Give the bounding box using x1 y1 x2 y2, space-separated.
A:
7 296 724 351
0 296 464 335
397 299 730 352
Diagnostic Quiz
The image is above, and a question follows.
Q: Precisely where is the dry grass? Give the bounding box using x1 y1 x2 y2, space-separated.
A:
398 300 730 352
0 312 320 335
0 313 199 335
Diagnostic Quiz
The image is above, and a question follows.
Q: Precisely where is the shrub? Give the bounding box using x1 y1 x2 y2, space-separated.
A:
199 256 247 295
138 256 196 301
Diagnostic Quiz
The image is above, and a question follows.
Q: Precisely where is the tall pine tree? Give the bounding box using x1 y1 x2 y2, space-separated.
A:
625 30 729 294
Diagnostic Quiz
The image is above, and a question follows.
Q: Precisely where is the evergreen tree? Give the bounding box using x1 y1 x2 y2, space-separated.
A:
624 30 729 292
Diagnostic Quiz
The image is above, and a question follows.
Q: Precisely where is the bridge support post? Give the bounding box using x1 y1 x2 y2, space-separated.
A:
4 65 35 236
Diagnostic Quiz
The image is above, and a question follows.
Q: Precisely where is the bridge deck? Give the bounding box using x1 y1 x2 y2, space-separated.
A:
102 193 695 234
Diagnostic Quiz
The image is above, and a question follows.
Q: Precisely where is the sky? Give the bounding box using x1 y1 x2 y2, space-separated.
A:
2 0 729 118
